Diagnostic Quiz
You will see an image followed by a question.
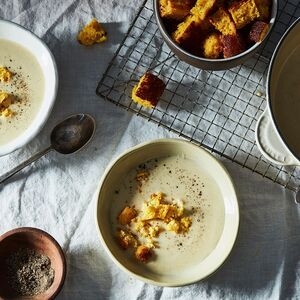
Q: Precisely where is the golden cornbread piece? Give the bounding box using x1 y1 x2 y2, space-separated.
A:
135 221 161 239
190 0 219 21
135 245 152 263
229 0 260 29
249 21 269 42
0 67 12 82
210 8 236 35
160 0 194 21
0 91 14 117
117 229 138 249
166 216 192 233
221 33 246 58
172 15 210 54
203 33 223 58
0 91 12 107
77 19 107 46
172 15 199 44
255 0 271 20
1 108 14 117
141 192 184 222
118 206 137 225
132 73 166 108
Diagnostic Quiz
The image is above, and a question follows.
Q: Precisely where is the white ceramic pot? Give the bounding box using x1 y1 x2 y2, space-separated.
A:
256 18 300 167
0 20 58 156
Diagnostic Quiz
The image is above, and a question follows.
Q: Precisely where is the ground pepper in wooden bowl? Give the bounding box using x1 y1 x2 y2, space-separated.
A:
6 248 55 296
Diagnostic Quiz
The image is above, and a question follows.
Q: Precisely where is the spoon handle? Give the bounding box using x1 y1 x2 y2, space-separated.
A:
0 147 53 184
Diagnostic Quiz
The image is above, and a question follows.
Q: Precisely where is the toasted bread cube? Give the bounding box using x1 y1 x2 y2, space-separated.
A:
190 0 219 21
166 219 181 233
77 19 107 46
117 229 138 249
118 207 137 225
255 0 271 20
0 91 11 107
249 21 269 42
173 15 210 54
203 33 223 58
135 245 152 262
180 217 192 232
210 8 236 35
173 15 200 44
229 0 260 29
132 73 165 108
1 108 14 118
221 33 246 58
160 0 194 21
0 67 12 82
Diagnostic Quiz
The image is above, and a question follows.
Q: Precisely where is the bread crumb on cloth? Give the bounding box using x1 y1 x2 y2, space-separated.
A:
77 19 107 46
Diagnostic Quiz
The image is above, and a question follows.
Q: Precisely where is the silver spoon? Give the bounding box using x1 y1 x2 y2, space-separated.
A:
0 113 96 184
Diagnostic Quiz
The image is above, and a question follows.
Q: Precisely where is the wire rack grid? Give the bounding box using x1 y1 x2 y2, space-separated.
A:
96 0 300 192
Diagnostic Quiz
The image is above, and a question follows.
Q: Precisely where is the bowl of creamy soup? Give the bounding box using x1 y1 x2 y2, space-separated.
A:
95 139 239 286
256 18 300 167
0 20 57 156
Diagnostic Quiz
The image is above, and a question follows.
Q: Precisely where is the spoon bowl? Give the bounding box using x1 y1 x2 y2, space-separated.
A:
51 114 96 154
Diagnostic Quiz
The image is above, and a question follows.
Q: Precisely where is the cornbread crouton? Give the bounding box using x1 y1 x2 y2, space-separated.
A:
166 219 181 233
136 171 149 189
135 245 152 262
117 229 138 249
173 15 210 54
77 19 107 46
167 216 192 233
172 15 201 44
160 0 195 21
190 0 219 21
210 8 236 35
132 73 165 108
221 33 246 58
0 91 12 107
256 0 271 20
118 207 137 225
180 217 192 231
135 221 161 238
229 0 260 29
0 67 12 82
0 91 14 117
1 108 14 117
203 33 223 58
249 21 269 42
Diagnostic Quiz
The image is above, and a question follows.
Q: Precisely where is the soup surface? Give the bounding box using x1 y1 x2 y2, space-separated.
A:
0 39 44 146
110 155 225 274
274 45 300 158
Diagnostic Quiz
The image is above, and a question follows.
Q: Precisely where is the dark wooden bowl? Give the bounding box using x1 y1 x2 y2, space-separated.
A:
0 227 66 300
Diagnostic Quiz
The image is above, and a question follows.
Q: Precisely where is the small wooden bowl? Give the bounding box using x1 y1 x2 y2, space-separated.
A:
0 227 66 300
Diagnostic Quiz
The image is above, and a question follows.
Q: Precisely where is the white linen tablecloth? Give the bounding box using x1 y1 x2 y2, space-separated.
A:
0 1 299 299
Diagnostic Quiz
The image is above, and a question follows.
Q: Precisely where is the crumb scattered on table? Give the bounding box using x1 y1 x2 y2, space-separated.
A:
77 19 107 46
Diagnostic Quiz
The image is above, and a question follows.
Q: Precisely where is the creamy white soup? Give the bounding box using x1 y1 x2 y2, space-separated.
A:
274 45 300 157
111 155 225 274
0 39 44 146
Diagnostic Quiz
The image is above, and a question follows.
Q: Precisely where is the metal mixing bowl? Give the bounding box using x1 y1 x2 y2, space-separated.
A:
153 0 278 70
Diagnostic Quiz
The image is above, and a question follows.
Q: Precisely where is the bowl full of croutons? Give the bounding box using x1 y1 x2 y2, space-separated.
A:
154 0 278 70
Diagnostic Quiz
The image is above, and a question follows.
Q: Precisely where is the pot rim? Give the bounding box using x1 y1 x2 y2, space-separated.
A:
267 17 300 162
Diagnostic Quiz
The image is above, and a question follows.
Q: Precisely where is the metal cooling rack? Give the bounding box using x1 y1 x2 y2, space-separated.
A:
96 0 300 192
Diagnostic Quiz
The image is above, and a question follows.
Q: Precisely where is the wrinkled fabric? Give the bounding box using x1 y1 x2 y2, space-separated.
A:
0 1 299 299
